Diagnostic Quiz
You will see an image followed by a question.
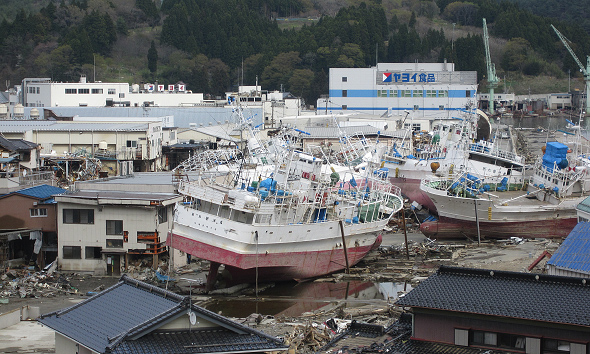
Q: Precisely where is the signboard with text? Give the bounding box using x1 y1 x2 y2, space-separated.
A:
377 71 477 85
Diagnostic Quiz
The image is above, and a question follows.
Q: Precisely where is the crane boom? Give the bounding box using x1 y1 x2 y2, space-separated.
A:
551 24 590 116
483 18 499 115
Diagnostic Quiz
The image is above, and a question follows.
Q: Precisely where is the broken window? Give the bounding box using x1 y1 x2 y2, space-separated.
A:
158 207 168 224
106 239 124 248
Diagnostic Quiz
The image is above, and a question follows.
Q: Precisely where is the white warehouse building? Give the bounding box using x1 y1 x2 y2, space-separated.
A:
318 62 478 130
21 76 204 108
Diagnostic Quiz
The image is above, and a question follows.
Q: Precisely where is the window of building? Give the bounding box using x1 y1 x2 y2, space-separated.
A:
342 90 347 97
471 330 526 351
30 208 48 217
127 140 137 148
108 88 116 95
92 88 103 94
414 90 423 97
106 239 124 248
377 90 388 97
342 105 347 110
438 90 448 97
472 331 497 346
579 216 589 222
404 123 421 132
85 246 102 259
466 90 471 97
426 90 437 97
158 207 168 224
413 105 419 111
63 246 81 259
78 88 90 94
65 88 77 94
342 77 347 82
63 209 94 224
106 220 123 235
544 339 571 353
119 93 125 98
403 90 412 97
439 105 445 110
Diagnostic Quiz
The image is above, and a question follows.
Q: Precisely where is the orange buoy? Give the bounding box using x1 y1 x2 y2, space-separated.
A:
542 145 546 154
431 161 440 173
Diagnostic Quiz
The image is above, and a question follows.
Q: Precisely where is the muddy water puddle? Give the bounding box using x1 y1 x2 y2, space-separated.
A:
200 280 412 318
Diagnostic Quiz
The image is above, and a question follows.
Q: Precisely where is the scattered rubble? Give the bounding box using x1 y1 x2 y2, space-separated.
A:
0 269 81 300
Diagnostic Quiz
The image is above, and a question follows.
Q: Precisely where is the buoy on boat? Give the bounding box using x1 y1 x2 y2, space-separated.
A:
430 162 440 173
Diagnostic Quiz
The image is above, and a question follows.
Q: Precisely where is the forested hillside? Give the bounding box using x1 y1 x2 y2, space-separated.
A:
0 0 588 107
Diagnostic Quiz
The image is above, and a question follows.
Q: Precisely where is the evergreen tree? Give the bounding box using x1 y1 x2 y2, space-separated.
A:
148 40 158 73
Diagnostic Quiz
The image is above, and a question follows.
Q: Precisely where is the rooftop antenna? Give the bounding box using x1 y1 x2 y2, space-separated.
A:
181 278 202 332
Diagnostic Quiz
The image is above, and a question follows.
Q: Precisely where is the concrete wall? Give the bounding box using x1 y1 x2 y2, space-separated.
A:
0 306 40 330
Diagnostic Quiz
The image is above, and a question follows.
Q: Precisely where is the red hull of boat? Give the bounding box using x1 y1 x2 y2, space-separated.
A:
388 176 437 212
168 232 382 282
420 216 577 240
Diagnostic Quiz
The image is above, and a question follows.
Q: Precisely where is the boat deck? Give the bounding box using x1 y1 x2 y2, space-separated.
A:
480 190 545 206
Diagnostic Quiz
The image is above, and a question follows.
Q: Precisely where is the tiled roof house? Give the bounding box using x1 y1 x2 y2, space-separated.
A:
39 274 288 354
395 265 590 354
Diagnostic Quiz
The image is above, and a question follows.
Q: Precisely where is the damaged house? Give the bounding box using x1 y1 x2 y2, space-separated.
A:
54 173 181 275
0 135 42 194
0 184 66 268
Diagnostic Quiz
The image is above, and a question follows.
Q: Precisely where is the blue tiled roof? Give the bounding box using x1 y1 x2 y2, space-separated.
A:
39 275 287 354
12 184 66 200
396 266 590 327
547 222 590 274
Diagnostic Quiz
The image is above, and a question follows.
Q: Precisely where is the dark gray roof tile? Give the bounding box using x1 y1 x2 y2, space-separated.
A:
39 275 287 354
395 266 590 327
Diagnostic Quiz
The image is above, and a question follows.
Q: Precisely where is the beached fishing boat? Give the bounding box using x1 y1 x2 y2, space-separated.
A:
419 126 590 239
168 104 403 288
382 108 525 212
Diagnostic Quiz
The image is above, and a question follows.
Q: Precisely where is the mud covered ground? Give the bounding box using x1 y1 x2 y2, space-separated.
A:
0 232 561 353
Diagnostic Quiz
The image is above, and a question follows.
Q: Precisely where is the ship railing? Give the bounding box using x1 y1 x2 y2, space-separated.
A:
468 142 522 164
533 160 588 196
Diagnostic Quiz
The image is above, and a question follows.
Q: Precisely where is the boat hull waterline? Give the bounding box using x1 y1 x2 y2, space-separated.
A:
168 204 385 282
420 215 577 240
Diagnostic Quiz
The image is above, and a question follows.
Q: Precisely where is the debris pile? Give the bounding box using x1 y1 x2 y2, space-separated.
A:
0 270 80 300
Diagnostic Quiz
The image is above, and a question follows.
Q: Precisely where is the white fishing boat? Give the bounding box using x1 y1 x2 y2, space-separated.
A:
382 108 525 211
168 103 403 288
419 120 590 239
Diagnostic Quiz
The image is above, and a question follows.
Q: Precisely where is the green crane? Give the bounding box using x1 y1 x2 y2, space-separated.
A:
483 18 499 115
551 24 590 116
